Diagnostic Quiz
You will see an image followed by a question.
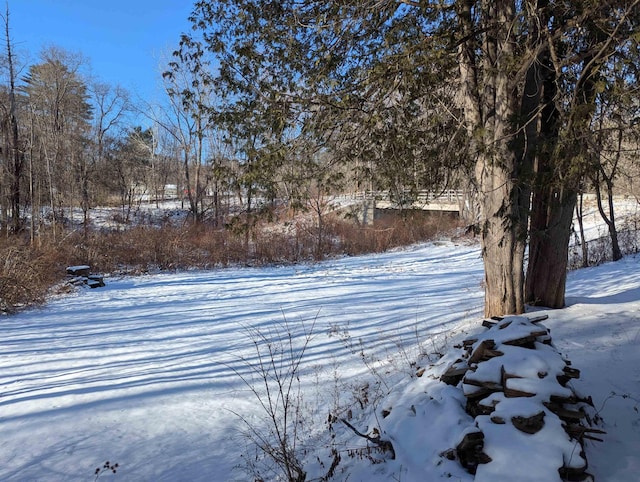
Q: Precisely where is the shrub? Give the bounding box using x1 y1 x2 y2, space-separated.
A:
0 209 462 313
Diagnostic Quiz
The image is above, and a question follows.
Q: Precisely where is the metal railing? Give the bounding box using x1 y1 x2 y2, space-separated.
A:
356 190 464 210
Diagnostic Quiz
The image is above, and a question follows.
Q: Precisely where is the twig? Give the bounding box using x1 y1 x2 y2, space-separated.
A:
340 418 395 459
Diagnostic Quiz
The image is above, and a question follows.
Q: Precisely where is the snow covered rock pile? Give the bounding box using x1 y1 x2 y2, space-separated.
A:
441 315 603 482
66 265 105 289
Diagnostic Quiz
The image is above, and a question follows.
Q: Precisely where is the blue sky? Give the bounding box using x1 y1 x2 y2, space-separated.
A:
9 0 195 102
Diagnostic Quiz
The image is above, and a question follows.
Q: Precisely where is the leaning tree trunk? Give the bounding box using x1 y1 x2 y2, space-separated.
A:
523 35 577 308
595 177 623 261
593 126 624 262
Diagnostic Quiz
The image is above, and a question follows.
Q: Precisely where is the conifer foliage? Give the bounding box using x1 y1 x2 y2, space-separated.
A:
184 0 640 316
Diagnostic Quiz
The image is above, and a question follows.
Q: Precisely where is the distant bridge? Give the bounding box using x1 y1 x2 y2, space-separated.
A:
350 190 465 225
371 190 464 212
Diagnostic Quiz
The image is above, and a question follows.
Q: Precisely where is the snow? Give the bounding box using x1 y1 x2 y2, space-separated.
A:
476 405 583 482
1 236 639 480
66 265 91 271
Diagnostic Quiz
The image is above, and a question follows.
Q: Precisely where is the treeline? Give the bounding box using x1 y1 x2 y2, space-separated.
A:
0 43 287 240
0 14 354 242
0 39 185 238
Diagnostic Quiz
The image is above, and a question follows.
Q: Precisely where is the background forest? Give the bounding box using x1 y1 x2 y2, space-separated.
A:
1 1 640 316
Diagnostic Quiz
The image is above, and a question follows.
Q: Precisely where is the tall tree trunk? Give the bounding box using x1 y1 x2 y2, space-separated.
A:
477 151 529 316
47 151 57 239
459 0 530 317
526 188 577 307
29 125 36 244
183 150 197 221
524 46 577 307
1 118 9 234
5 7 23 233
593 127 623 261
526 7 610 307
81 154 90 238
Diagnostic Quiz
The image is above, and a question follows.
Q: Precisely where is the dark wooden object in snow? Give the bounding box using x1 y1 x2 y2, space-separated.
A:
511 411 545 434
66 266 105 289
87 275 105 288
456 431 491 474
440 360 469 386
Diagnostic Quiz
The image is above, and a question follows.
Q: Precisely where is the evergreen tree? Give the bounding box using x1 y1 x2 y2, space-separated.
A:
22 47 92 238
184 0 639 316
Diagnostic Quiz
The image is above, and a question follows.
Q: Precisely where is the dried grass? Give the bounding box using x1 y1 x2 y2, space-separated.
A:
0 211 463 314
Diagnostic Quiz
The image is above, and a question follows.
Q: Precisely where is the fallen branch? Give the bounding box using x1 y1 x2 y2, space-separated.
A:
340 418 395 459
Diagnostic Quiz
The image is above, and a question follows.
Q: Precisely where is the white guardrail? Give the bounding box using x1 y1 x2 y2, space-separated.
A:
358 190 464 211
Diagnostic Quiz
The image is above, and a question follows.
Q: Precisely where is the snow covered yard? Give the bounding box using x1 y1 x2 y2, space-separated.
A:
1 239 639 481
543 257 640 480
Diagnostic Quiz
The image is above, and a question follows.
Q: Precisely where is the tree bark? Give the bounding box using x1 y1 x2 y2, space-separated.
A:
523 23 577 307
479 158 528 316
526 188 577 307
459 0 530 317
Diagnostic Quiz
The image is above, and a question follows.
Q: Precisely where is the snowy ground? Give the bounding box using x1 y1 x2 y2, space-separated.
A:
1 204 640 481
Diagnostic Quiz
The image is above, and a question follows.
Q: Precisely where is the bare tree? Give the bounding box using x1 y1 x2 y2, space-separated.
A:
85 81 130 234
0 5 23 233
110 126 153 223
160 35 217 223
